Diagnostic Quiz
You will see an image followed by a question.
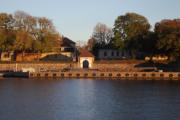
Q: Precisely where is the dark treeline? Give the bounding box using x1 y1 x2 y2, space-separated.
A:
88 13 180 61
0 11 62 60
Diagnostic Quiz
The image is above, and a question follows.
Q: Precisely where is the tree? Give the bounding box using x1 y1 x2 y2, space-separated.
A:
92 23 113 46
140 31 157 55
36 17 61 53
14 11 61 53
87 38 97 51
113 13 151 58
14 11 38 39
0 13 15 51
0 11 62 62
0 29 16 52
0 13 14 30
14 30 34 61
155 19 180 60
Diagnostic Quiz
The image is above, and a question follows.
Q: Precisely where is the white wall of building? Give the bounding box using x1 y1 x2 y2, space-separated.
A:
79 57 94 68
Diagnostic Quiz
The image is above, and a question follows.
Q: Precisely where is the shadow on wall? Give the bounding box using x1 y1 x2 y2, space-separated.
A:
16 53 73 62
40 54 72 61
134 61 155 67
134 61 180 72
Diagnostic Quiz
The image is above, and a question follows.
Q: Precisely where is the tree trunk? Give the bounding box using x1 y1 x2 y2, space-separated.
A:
37 51 40 62
22 51 25 62
169 55 175 62
130 50 136 59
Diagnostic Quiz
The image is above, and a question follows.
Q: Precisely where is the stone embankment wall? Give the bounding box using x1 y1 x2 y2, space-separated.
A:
0 62 156 72
0 63 70 72
29 72 180 80
92 63 155 72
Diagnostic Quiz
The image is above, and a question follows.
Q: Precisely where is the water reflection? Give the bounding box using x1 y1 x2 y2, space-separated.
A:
0 78 180 120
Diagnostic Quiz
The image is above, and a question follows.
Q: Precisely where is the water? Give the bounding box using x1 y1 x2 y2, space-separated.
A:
0 78 180 120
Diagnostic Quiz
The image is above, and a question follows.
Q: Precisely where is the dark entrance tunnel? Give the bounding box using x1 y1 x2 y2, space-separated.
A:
83 60 89 68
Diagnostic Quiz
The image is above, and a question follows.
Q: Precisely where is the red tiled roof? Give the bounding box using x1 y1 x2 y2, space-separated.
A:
79 50 94 57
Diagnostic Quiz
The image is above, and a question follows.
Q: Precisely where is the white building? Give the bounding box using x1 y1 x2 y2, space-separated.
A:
79 51 94 68
0 51 15 61
98 49 122 60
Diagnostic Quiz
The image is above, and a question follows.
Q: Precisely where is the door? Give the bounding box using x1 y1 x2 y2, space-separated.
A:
83 60 89 68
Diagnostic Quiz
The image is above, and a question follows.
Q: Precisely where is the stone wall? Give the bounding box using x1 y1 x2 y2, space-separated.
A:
0 63 71 72
92 63 156 72
0 62 156 72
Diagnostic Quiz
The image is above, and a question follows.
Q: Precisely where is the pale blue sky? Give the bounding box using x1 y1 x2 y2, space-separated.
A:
0 0 180 42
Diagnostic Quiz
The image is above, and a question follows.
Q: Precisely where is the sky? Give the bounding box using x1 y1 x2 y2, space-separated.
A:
0 0 180 43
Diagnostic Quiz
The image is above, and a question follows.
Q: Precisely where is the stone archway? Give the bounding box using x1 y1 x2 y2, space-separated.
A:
83 60 89 68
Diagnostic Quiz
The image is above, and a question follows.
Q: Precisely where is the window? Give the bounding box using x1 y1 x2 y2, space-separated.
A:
134 74 138 77
84 73 88 77
53 74 56 77
152 73 155 77
104 52 107 56
61 73 64 77
92 73 96 77
117 73 121 77
116 52 119 56
30 74 33 77
76 73 80 77
111 52 114 56
45 73 48 77
122 52 124 56
160 74 164 77
54 54 57 58
37 74 40 77
69 73 72 77
142 74 146 77
60 47 64 52
109 73 112 77
125 73 129 77
169 74 173 77
101 73 104 77
4 53 10 58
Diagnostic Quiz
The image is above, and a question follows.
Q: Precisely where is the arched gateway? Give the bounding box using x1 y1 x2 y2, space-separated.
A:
83 60 89 68
79 51 95 69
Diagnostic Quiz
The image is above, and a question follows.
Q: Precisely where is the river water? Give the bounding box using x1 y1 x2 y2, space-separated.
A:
0 78 180 120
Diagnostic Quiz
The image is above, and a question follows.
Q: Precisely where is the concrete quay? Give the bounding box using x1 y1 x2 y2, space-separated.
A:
29 72 180 80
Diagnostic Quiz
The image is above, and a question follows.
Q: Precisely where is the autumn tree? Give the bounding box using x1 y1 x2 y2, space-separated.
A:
14 11 37 32
31 17 62 61
14 30 34 61
0 13 14 30
155 19 180 60
87 38 97 51
13 11 61 57
36 17 61 52
92 23 113 46
0 13 15 51
14 11 61 52
0 11 62 62
113 13 151 58
0 29 16 51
